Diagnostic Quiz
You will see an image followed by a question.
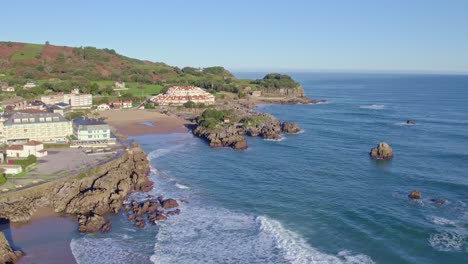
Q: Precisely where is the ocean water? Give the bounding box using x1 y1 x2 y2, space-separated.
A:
71 73 468 264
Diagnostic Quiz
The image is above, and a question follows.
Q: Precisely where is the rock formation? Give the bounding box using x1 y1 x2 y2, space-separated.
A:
406 120 416 125
281 122 301 134
408 191 421 200
0 144 151 230
193 113 284 150
126 197 180 227
0 232 23 264
370 142 394 160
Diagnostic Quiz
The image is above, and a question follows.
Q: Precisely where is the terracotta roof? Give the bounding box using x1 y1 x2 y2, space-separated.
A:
24 140 43 146
7 145 24 150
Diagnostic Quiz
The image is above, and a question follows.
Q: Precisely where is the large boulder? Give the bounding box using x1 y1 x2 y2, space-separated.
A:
161 199 179 209
0 232 23 264
281 122 301 134
370 142 394 160
77 213 106 233
233 138 248 150
406 120 416 125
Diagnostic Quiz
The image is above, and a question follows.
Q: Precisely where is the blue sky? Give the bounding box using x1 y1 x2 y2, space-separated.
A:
2 0 468 73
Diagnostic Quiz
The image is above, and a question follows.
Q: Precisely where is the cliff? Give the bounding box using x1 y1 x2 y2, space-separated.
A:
0 144 151 225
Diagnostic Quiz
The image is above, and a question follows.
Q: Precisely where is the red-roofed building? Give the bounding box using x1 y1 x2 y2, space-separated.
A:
6 141 48 158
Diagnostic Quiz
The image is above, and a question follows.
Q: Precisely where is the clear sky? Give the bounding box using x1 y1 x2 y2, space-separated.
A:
2 0 468 73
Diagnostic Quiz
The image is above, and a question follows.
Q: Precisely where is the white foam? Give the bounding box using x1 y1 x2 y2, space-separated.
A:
71 237 150 264
149 206 374 264
175 183 191 190
359 104 385 110
257 216 374 264
265 135 285 142
429 232 467 252
426 216 456 227
315 101 331 105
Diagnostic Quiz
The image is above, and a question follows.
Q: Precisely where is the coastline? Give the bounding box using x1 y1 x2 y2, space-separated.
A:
1 97 314 263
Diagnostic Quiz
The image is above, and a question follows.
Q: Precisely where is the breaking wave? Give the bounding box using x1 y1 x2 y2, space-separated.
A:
359 104 385 110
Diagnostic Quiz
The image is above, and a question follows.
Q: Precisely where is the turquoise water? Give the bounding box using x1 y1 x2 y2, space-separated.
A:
72 73 468 264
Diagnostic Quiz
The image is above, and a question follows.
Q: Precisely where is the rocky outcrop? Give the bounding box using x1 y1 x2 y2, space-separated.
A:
0 232 23 264
0 145 151 229
281 122 301 134
126 197 180 227
161 199 179 209
370 142 394 160
77 213 106 233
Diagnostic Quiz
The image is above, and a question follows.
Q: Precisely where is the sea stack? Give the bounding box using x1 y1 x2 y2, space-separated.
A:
370 142 394 160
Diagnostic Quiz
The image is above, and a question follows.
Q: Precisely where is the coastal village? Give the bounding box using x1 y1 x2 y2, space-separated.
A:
0 79 223 193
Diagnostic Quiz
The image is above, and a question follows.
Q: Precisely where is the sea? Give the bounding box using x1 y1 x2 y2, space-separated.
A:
70 73 468 264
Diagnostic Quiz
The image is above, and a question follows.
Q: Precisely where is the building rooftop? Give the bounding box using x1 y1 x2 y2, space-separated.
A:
73 117 108 126
3 112 68 126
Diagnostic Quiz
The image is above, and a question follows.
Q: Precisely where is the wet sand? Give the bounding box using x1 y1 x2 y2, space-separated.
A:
99 110 191 136
2 207 77 264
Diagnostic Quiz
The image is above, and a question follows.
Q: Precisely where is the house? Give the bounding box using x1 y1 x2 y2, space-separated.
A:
114 81 126 89
97 104 110 111
73 117 111 141
23 82 37 89
241 86 251 92
151 86 215 106
110 101 122 109
1 112 72 144
223 117 230 123
0 164 23 175
1 86 15 92
122 100 133 109
250 91 262 97
6 141 48 158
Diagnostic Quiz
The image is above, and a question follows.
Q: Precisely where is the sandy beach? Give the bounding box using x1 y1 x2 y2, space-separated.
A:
99 110 191 136
2 207 77 264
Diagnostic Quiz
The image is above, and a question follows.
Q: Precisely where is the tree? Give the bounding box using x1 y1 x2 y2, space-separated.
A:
183 100 196 108
45 41 50 45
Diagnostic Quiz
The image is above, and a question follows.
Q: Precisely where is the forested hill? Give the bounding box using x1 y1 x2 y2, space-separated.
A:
0 41 300 95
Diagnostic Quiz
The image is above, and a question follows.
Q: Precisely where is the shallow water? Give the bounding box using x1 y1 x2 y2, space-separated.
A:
72 73 468 264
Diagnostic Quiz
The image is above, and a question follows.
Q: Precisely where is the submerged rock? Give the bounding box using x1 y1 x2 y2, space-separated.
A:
281 122 301 134
0 232 24 264
406 120 416 125
370 142 394 160
408 191 422 200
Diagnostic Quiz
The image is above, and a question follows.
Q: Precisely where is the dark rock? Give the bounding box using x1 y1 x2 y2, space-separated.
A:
406 120 416 125
154 214 167 221
127 214 136 221
135 220 145 228
233 138 248 150
101 220 112 233
408 191 421 200
78 213 106 233
167 209 181 216
370 142 394 160
161 199 179 209
281 122 301 134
